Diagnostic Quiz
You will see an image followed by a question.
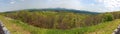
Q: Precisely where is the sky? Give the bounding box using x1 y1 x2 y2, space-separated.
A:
0 0 120 12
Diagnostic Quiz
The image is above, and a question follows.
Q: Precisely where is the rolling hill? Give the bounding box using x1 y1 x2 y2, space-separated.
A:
0 9 120 34
0 9 100 29
0 15 119 34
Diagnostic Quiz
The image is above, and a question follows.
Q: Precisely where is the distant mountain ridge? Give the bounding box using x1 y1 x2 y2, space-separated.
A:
29 8 100 14
4 8 100 15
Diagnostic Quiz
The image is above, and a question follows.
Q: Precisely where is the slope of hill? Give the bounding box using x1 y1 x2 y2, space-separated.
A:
0 9 120 34
0 15 120 34
1 10 92 29
0 9 119 29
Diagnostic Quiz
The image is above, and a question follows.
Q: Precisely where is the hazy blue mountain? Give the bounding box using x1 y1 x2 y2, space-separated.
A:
4 8 100 15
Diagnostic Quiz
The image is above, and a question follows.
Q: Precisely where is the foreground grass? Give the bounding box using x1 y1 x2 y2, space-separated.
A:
0 15 120 34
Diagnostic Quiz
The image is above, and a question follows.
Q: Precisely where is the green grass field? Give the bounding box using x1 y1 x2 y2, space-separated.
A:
0 15 119 34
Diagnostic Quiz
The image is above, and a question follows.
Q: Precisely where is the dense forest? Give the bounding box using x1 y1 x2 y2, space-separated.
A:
1 9 120 30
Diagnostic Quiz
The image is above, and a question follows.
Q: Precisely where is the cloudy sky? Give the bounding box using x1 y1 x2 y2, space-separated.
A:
0 0 120 12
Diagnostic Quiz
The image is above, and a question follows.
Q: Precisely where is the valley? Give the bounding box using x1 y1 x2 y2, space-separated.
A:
0 9 120 34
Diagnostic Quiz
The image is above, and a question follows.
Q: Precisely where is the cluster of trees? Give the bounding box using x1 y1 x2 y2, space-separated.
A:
84 13 114 26
1 10 120 29
2 10 89 29
83 12 120 26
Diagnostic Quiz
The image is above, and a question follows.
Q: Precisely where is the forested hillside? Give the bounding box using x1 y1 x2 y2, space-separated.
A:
0 10 90 29
0 9 120 34
1 9 120 30
0 13 120 34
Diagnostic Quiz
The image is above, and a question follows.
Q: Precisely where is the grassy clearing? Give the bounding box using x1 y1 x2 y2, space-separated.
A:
0 15 120 34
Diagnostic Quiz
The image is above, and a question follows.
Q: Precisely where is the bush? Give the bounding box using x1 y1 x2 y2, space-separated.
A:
102 13 114 22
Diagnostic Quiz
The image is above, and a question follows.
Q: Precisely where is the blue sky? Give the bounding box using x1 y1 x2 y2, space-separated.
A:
0 0 120 12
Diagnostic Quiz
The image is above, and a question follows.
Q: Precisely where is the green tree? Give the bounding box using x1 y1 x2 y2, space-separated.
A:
102 13 114 22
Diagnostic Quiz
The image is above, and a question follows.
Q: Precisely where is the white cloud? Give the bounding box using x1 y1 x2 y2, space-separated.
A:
96 0 120 11
27 0 83 10
10 0 16 4
90 3 95 6
19 0 26 1
10 1 15 4
47 0 82 9
3 0 120 12
21 0 25 1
